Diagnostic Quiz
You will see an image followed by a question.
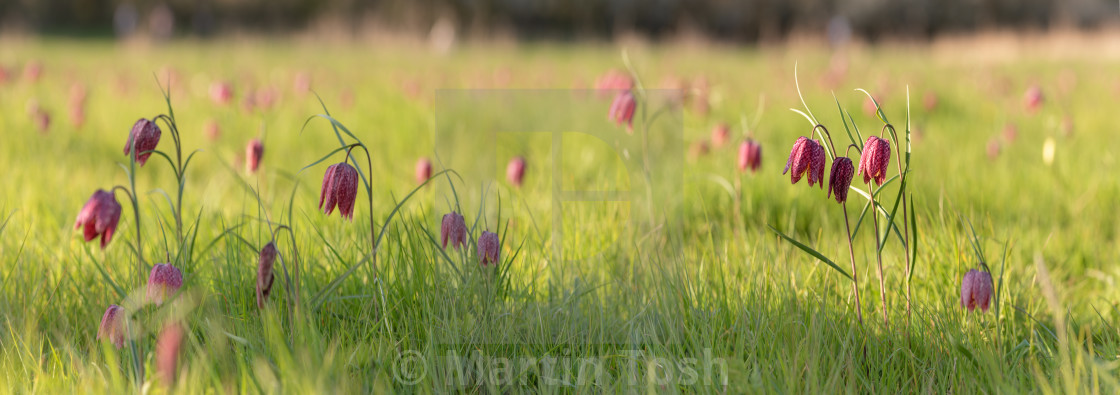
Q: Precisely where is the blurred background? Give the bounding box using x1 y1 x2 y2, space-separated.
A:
1 0 1117 42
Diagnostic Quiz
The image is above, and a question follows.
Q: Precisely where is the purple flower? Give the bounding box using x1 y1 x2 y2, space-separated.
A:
74 189 122 249
147 263 183 305
319 162 359 220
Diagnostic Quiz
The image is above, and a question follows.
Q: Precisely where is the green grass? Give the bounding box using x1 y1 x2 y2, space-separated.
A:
0 38 1118 393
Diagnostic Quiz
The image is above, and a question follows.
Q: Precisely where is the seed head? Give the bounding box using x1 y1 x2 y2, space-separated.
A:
960 269 994 313
257 241 277 309
97 305 126 349
74 189 122 249
245 139 264 173
478 231 500 266
319 162 359 220
147 263 183 305
507 156 526 187
828 157 855 203
441 212 467 250
858 136 891 186
123 118 162 166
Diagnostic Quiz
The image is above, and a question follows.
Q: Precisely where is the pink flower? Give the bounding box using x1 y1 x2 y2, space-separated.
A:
155 323 184 385
97 305 126 349
858 136 891 186
319 162 359 220
293 71 311 95
245 139 264 173
1024 85 1044 114
147 263 183 305
711 123 731 148
690 140 711 158
507 156 526 187
782 136 826 188
1002 123 1018 143
74 189 122 249
209 81 232 105
986 138 1001 160
738 139 762 173
594 69 633 97
608 91 637 132
204 119 221 141
960 269 994 313
478 231 500 266
828 157 855 203
923 92 938 112
415 157 432 184
441 212 467 250
123 118 161 166
257 242 277 309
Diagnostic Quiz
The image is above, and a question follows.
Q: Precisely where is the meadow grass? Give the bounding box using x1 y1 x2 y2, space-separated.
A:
0 38 1118 393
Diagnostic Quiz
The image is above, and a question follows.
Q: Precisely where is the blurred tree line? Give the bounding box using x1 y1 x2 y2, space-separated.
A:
1 0 1116 40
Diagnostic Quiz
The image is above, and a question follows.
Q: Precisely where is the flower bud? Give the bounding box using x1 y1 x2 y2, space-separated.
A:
123 118 162 166
246 139 264 173
506 157 526 187
257 242 277 309
415 157 432 184
828 157 855 203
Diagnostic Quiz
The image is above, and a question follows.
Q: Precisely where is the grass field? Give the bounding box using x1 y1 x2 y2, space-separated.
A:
1 38 1119 393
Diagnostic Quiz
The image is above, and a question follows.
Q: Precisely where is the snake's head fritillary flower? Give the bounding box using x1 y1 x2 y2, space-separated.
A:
858 136 891 186
204 119 221 141
1002 123 1018 143
507 157 526 187
594 69 633 97
689 140 711 158
828 157 855 203
294 71 311 95
257 241 277 309
32 109 50 133
960 269 994 313
783 137 826 188
986 138 1001 160
319 162 359 220
74 189 122 249
123 118 161 166
415 157 432 184
711 123 731 148
1024 85 1044 114
923 91 938 112
738 139 762 173
209 81 232 105
441 212 467 250
155 323 184 385
147 263 183 305
608 90 637 132
478 231 500 266
97 305 126 349
245 139 263 173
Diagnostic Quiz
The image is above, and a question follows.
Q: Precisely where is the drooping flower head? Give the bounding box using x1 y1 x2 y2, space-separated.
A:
147 263 183 305
960 269 994 313
319 162 359 220
245 139 264 173
711 123 731 147
594 69 633 97
415 157 432 184
97 305 126 349
858 136 891 186
507 156 526 187
1024 85 1044 114
123 118 162 166
608 90 637 132
478 231 500 266
441 212 467 250
74 189 122 249
738 139 762 173
257 241 277 309
155 323 185 385
828 157 855 204
209 81 232 105
782 136 826 188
